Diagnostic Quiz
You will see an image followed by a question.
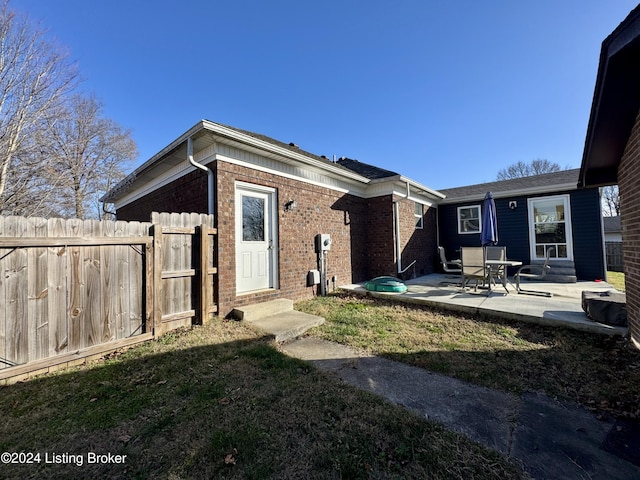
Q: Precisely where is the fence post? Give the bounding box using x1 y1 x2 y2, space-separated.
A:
199 224 208 324
144 238 154 337
152 224 163 336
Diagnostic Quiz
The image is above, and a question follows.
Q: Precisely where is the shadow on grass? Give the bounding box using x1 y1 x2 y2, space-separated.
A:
298 293 640 420
0 326 524 480
390 323 639 420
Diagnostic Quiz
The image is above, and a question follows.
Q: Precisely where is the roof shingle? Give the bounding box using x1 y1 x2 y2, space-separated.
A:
439 169 580 201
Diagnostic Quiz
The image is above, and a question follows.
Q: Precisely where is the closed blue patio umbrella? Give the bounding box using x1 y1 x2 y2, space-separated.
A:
481 191 498 246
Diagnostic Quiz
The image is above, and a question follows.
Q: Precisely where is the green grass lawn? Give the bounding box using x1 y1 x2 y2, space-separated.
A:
0 321 524 479
607 270 625 291
4 279 637 479
297 293 640 420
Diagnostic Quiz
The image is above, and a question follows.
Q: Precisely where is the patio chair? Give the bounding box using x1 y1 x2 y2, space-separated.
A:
485 246 507 290
460 246 487 291
438 246 461 274
514 247 554 297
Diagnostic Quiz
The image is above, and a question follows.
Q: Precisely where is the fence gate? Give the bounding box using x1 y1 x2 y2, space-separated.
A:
0 212 216 383
150 212 217 335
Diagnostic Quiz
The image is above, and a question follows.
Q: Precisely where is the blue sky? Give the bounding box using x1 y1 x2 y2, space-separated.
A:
10 0 640 190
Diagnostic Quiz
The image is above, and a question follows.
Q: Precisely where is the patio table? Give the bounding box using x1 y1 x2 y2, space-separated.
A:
485 259 522 293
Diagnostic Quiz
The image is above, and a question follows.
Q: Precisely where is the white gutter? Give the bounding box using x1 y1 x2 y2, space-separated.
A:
187 136 215 216
393 200 416 275
369 174 446 200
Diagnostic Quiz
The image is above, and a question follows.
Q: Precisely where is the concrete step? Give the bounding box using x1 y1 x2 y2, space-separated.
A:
548 267 577 276
528 260 576 283
250 310 325 342
232 299 293 322
544 274 578 283
232 298 325 342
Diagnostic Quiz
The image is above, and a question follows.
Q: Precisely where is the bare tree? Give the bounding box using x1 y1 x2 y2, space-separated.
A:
0 0 77 214
496 159 564 180
41 95 137 219
602 185 620 217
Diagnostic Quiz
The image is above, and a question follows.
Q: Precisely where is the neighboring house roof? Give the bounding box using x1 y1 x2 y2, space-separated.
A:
603 216 622 233
438 168 581 204
103 120 444 205
579 4 640 187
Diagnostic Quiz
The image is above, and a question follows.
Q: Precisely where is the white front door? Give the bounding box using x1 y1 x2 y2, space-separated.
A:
527 194 574 261
235 183 277 293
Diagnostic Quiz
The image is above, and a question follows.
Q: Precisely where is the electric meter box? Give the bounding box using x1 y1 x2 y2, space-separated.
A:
314 233 331 252
307 270 320 286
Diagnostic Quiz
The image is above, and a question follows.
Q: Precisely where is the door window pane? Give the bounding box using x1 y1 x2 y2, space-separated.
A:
530 196 571 260
533 200 565 222
242 196 264 241
535 223 566 243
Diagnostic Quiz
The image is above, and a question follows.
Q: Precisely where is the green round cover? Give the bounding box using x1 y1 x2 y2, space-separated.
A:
365 276 407 293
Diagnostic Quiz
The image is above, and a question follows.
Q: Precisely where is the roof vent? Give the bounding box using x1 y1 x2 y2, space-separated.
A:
289 142 299 148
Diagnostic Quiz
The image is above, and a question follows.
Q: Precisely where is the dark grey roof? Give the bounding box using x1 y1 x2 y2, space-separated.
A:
336 157 400 180
439 168 581 201
603 216 622 232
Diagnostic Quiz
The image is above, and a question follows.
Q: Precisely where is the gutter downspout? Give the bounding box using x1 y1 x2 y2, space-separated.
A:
393 200 416 275
187 137 215 216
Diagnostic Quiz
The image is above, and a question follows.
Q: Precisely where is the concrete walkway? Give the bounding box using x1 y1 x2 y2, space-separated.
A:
271 277 637 478
340 274 627 336
280 336 640 480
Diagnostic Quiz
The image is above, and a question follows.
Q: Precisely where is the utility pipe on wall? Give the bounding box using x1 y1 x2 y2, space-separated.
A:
187 137 215 216
393 200 416 275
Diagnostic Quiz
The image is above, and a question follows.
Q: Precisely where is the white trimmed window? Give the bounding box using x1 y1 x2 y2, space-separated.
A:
457 205 481 234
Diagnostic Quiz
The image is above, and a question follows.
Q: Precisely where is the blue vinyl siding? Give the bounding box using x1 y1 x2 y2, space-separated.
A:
438 187 605 280
570 188 606 280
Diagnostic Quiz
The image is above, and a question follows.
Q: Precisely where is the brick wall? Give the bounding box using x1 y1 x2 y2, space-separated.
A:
618 110 640 348
215 161 370 316
364 196 437 279
364 195 395 277
395 197 437 279
117 168 210 221
115 159 438 317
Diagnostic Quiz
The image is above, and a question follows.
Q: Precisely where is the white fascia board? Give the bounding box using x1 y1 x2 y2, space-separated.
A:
365 175 444 205
216 154 367 197
104 121 208 203
398 175 446 200
114 145 216 209
438 182 579 205
132 122 204 178
363 184 435 207
114 147 369 209
107 120 372 203
201 120 371 184
113 163 201 210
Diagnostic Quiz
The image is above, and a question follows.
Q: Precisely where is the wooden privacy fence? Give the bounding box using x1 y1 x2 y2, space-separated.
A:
606 242 624 272
150 212 217 335
0 212 216 383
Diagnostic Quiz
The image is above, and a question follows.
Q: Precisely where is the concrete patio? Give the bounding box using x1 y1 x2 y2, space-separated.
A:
339 274 628 336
